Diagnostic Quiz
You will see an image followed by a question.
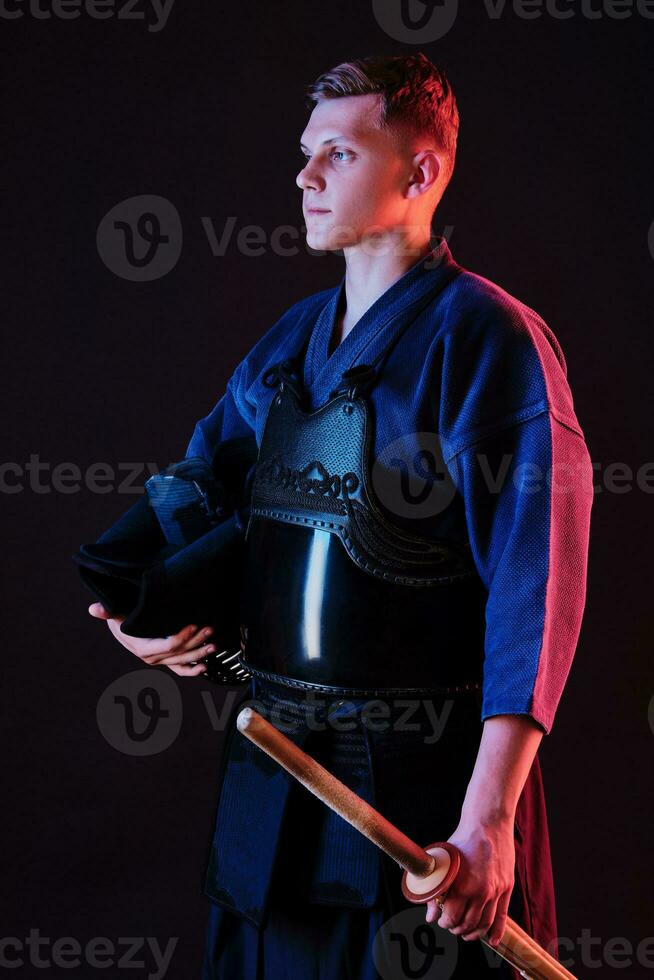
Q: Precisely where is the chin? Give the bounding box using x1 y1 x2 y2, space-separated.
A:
304 230 341 253
304 224 358 254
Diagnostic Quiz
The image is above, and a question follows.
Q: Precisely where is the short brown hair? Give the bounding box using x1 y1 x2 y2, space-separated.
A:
305 53 460 195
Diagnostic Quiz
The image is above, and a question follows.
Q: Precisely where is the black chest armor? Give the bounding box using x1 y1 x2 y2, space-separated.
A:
238 336 488 696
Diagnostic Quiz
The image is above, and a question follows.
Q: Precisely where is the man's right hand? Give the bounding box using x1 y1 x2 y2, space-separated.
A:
88 602 215 677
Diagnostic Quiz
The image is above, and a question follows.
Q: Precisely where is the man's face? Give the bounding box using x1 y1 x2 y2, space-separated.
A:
297 93 420 251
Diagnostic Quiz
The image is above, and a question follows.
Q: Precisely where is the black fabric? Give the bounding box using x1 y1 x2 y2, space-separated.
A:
72 434 258 652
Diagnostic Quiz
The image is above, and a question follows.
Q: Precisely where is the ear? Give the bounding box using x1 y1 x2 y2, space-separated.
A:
407 149 442 199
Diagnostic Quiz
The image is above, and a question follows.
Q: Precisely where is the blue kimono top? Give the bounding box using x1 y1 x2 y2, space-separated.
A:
186 236 593 737
185 237 593 940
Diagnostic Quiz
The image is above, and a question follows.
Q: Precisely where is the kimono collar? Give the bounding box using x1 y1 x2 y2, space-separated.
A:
302 236 458 404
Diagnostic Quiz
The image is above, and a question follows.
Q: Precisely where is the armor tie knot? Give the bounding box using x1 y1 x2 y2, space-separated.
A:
329 363 377 401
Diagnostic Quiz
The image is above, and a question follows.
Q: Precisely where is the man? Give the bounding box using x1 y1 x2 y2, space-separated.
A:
90 53 593 978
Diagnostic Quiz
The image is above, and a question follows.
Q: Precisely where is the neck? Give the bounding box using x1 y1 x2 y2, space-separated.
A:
334 233 435 346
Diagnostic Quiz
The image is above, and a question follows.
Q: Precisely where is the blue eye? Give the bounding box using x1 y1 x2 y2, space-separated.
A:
299 148 352 164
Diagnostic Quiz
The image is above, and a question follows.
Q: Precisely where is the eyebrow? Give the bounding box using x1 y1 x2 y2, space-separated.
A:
299 135 358 150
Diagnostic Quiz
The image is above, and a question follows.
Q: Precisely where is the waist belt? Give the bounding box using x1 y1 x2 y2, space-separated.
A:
239 661 483 699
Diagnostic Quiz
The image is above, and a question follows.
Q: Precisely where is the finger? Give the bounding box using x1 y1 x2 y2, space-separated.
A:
159 642 217 667
89 602 126 625
167 662 208 677
449 896 482 935
137 623 203 658
88 602 111 619
178 625 215 653
483 890 511 947
102 614 127 634
436 896 469 932
459 895 497 942
149 626 216 662
425 899 440 924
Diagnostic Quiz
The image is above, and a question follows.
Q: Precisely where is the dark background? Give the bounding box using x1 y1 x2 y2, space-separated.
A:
4 1 653 977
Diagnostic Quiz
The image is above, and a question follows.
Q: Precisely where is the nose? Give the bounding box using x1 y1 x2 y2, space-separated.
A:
296 158 323 192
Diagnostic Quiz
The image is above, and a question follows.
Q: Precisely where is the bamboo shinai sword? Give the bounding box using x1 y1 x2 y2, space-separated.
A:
236 706 577 980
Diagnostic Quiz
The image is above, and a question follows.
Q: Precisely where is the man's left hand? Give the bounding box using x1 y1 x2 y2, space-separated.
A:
425 817 516 947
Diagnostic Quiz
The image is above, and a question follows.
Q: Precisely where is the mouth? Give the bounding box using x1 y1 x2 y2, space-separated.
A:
306 208 331 215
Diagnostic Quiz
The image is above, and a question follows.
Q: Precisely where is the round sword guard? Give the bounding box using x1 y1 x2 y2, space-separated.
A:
401 841 461 904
